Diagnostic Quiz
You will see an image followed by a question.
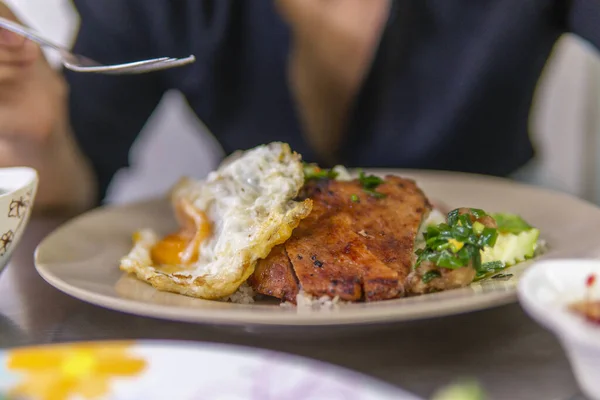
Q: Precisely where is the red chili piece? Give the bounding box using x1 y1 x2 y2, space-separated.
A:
586 274 597 288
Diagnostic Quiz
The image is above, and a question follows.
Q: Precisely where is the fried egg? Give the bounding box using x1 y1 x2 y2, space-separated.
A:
119 142 312 300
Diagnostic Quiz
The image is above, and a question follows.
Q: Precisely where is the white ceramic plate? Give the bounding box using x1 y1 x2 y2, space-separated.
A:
0 340 417 399
34 170 600 327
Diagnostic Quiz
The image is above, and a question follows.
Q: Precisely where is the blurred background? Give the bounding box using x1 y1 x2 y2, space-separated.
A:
8 0 600 205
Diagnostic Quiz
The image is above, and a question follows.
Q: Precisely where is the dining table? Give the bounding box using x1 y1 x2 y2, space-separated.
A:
0 216 585 400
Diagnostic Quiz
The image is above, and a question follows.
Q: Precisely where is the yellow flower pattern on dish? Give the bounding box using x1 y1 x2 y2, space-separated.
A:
6 341 146 400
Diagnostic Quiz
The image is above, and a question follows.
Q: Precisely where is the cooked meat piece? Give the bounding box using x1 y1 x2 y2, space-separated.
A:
248 244 299 303
405 261 476 294
285 213 399 301
250 175 432 303
343 176 431 283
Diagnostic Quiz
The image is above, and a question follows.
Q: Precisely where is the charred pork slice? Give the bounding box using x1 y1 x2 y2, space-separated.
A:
285 212 400 301
250 176 431 303
247 244 299 303
323 176 432 287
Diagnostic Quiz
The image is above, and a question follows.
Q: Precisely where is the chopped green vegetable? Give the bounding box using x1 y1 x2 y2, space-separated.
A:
447 208 487 226
422 270 442 283
469 208 488 219
446 208 461 226
472 221 485 235
358 171 387 199
492 213 533 234
491 273 513 280
419 209 541 283
474 261 505 280
358 170 383 187
304 166 388 198
350 194 360 203
479 227 498 247
303 163 339 181
363 188 386 198
416 209 498 273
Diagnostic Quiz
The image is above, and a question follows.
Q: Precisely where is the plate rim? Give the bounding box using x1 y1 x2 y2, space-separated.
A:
34 262 519 325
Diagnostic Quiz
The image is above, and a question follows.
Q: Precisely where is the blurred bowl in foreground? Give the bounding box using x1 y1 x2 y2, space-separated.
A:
518 259 600 400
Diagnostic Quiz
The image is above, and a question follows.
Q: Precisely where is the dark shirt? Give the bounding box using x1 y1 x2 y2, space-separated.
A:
66 0 600 202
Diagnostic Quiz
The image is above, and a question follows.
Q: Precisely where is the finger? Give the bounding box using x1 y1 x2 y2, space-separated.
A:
0 64 25 83
0 39 39 63
0 29 25 48
0 3 30 49
0 63 28 87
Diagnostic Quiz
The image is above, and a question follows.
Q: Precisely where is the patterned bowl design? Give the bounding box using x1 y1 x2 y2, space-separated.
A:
0 167 38 273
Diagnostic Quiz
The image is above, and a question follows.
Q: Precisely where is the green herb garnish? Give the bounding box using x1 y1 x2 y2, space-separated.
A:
363 188 386 199
422 270 441 283
491 273 513 280
358 171 386 199
416 209 499 274
474 260 505 280
303 163 339 181
350 194 360 203
358 171 383 187
447 208 487 226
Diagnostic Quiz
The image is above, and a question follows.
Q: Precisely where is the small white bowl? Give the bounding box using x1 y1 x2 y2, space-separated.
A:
0 167 38 273
518 259 600 400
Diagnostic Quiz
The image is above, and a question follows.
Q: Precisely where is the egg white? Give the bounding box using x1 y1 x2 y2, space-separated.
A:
119 142 312 300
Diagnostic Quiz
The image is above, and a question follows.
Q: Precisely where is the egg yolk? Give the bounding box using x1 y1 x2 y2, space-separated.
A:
150 198 212 266
150 233 191 266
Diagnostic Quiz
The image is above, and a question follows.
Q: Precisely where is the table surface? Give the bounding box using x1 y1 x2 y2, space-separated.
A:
0 218 585 400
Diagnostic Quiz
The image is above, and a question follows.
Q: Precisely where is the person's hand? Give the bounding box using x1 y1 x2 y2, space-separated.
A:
0 3 96 213
275 0 391 161
0 4 66 158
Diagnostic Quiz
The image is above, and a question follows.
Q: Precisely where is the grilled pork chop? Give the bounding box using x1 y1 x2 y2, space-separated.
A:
251 244 298 303
249 175 432 303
